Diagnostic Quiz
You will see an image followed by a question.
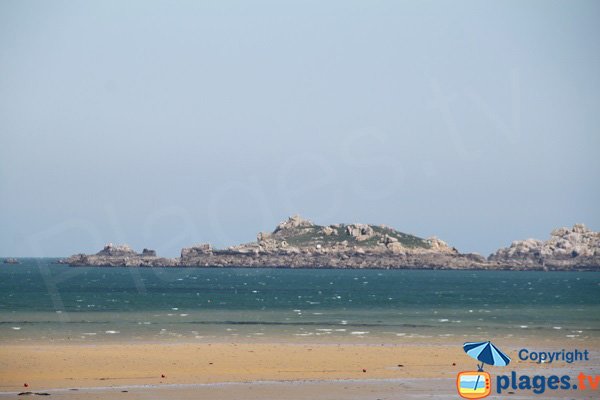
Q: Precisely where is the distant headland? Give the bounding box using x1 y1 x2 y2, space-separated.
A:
61 215 600 271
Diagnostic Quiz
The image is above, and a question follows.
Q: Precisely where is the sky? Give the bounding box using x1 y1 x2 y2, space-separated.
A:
1 0 599 257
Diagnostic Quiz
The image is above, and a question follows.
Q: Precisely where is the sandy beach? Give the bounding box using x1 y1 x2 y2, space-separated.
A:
0 341 468 389
1 338 598 399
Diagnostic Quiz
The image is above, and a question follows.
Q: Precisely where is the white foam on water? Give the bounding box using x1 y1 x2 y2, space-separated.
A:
350 331 369 335
11 327 21 330
105 330 120 334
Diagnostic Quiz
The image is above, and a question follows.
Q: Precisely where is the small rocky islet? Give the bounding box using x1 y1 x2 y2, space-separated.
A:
62 215 600 270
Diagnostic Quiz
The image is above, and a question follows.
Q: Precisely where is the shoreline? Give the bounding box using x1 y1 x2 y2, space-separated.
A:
0 379 457 400
0 377 450 392
0 378 454 394
5 259 600 271
67 264 600 271
0 378 592 400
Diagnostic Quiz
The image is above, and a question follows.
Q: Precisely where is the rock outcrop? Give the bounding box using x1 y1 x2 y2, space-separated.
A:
426 237 456 253
346 224 375 241
65 243 177 267
62 218 599 270
180 243 213 261
96 243 137 257
488 224 600 270
274 214 314 232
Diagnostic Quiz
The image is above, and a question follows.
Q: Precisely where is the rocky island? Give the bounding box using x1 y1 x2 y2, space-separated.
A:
489 223 600 270
62 216 600 270
65 243 178 267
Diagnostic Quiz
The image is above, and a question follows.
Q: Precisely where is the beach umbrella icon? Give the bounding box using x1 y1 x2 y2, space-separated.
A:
463 341 511 371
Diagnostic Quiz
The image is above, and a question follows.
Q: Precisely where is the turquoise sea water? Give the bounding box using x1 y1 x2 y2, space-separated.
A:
1 259 599 343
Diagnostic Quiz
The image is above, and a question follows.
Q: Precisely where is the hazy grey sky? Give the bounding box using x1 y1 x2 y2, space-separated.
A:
1 0 599 257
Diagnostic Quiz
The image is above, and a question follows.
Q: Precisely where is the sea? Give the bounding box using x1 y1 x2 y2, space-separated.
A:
1 259 599 344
